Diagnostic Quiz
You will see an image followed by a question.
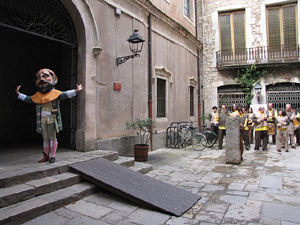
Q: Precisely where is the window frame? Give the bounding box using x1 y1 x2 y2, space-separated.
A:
183 0 195 24
156 77 167 118
266 3 298 47
189 86 195 117
218 10 246 54
184 0 191 18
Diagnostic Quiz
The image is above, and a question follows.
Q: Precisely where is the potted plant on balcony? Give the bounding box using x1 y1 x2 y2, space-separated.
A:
126 118 154 162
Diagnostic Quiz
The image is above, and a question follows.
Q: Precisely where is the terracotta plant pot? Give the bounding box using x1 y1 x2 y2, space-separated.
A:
134 144 149 162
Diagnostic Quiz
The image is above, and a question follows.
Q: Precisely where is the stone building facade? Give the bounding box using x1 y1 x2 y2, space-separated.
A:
0 0 201 155
200 0 300 114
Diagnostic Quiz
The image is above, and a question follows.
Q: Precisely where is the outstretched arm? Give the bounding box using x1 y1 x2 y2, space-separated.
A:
16 85 33 103
59 84 84 100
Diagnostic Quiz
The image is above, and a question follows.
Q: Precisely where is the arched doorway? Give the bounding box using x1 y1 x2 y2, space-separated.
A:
267 82 300 111
218 84 246 112
0 0 77 149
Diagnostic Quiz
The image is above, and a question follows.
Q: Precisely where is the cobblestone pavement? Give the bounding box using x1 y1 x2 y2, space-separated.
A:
23 143 300 225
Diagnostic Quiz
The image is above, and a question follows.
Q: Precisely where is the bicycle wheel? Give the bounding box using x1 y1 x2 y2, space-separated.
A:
204 131 218 147
192 133 206 150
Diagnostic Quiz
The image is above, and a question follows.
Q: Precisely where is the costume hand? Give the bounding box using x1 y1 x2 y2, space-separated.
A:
16 85 21 95
75 84 83 93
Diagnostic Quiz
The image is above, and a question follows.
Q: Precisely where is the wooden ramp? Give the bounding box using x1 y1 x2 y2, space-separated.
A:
69 157 201 216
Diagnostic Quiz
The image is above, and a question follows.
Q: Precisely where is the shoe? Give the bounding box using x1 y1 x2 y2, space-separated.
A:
286 150 289 152
254 149 259 151
277 149 281 152
246 146 250 150
292 146 296 149
49 157 55 163
39 153 49 163
263 149 267 151
218 147 222 150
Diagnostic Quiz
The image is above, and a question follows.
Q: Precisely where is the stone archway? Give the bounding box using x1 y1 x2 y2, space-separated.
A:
0 0 78 149
0 0 100 151
59 0 100 151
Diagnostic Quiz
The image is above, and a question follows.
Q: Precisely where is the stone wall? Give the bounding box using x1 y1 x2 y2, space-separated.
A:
97 130 166 156
200 0 300 115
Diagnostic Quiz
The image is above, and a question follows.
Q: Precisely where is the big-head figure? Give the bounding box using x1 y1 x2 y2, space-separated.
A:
16 69 83 163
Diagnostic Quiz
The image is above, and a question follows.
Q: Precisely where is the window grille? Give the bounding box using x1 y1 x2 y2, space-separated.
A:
157 78 166 118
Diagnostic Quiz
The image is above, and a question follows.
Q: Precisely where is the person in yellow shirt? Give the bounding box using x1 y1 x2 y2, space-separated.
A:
286 104 296 149
247 107 254 144
253 106 268 151
292 107 300 145
210 106 219 135
267 103 278 144
276 109 289 152
218 104 229 149
230 104 239 117
240 107 250 150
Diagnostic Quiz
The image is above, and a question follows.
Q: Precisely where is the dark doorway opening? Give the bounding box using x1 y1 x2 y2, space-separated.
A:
0 21 77 150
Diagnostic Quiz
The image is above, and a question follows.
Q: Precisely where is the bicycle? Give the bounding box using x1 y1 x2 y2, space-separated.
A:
180 123 217 150
200 124 218 147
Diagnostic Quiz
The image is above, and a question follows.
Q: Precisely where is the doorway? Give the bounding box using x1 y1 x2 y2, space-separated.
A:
0 0 77 149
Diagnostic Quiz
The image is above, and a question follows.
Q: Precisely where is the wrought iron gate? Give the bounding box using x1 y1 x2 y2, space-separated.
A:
0 0 78 148
218 85 246 111
267 82 300 112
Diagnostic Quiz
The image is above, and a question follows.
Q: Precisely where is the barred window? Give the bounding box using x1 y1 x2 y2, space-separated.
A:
157 78 166 118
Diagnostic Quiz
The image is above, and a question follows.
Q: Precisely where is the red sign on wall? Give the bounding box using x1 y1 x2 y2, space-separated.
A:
113 82 121 91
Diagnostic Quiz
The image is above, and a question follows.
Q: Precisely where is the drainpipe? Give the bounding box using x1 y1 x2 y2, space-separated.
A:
148 13 153 151
195 0 201 130
201 0 205 126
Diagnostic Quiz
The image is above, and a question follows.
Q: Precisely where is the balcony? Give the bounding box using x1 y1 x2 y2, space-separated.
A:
216 45 300 70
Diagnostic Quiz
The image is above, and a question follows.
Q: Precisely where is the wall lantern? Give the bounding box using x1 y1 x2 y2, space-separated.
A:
254 83 262 95
116 29 145 65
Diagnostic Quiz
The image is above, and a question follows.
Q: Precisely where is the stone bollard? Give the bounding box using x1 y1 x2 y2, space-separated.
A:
225 117 242 164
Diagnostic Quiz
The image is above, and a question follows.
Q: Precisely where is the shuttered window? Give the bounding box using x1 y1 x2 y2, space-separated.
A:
157 78 166 118
190 86 194 116
219 11 245 56
267 4 297 48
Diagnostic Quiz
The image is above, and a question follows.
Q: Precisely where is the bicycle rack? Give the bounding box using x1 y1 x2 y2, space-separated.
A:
165 121 194 148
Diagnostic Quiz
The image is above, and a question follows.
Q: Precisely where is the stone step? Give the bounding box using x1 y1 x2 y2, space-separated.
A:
0 182 97 225
113 156 135 167
0 150 118 188
130 161 153 174
0 172 81 208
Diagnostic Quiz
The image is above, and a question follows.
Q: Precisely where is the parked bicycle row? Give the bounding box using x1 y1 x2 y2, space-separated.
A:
165 121 217 150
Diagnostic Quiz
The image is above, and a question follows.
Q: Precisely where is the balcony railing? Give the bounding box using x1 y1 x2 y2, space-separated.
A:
216 45 300 70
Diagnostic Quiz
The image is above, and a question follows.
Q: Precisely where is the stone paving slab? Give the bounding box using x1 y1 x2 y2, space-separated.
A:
261 202 300 223
70 157 201 216
18 143 300 225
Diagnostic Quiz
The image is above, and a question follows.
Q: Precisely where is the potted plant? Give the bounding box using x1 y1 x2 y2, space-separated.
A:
126 118 154 161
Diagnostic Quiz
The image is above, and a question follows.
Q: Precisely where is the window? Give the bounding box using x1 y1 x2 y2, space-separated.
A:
157 78 166 118
184 0 191 18
190 86 194 116
267 3 297 56
219 11 246 57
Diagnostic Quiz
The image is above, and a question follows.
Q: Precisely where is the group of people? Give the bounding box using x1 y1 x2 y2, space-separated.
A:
210 103 300 153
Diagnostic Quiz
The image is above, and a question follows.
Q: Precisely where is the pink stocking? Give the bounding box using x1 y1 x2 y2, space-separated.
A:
43 146 50 156
50 139 58 158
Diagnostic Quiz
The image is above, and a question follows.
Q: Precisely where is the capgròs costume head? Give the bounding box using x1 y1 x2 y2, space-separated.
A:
35 69 58 93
